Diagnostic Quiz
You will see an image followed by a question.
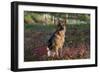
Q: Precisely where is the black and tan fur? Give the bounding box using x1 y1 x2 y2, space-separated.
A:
47 18 66 57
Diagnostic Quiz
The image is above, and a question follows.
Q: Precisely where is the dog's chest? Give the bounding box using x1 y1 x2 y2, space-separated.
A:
55 31 65 42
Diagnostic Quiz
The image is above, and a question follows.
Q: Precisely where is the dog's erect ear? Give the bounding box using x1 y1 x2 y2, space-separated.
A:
63 17 67 25
54 18 59 25
57 18 61 26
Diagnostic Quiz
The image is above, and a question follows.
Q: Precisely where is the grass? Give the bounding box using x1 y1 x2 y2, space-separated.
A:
25 23 56 33
24 23 90 61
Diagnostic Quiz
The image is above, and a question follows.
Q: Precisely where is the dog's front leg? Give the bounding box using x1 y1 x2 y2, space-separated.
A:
55 49 59 58
59 48 63 57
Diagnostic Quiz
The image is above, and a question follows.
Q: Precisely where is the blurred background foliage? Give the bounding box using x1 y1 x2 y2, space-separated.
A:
24 11 90 25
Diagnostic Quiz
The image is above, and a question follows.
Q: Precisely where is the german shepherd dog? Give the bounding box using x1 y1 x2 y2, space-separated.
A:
47 18 66 57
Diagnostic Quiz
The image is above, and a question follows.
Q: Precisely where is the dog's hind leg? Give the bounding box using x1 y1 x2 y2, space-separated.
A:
47 47 51 57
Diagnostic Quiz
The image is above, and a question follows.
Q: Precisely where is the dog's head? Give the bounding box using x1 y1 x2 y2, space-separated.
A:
57 18 66 31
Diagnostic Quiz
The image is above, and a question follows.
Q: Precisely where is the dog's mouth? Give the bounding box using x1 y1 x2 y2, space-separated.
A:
60 26 64 29
59 24 65 30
